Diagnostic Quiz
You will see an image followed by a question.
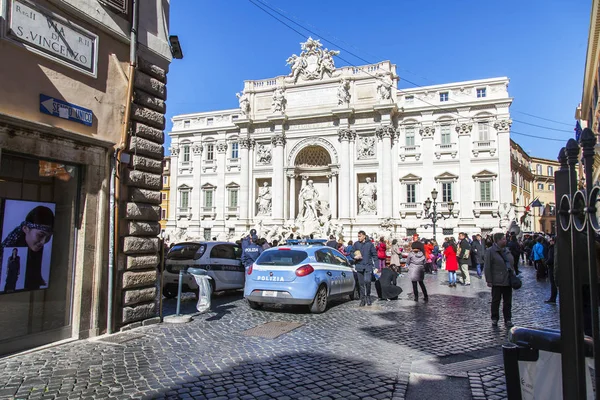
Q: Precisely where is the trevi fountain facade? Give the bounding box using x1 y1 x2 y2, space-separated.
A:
166 38 514 243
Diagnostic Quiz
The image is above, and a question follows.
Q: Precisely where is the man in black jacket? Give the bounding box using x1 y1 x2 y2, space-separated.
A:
506 234 521 276
471 234 485 279
326 235 338 249
353 230 378 306
457 232 472 285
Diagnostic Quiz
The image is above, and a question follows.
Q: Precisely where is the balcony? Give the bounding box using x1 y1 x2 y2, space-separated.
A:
225 206 239 219
399 145 421 161
473 200 499 217
399 202 423 218
434 143 457 159
177 207 192 220
472 140 497 157
201 206 217 220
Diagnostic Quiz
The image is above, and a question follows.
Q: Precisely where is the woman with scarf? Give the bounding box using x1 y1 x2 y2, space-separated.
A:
1 206 54 290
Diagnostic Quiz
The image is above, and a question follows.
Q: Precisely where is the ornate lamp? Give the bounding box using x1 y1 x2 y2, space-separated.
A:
424 197 432 212
431 188 438 201
448 201 455 213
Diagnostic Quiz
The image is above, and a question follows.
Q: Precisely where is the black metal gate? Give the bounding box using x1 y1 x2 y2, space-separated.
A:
555 128 599 398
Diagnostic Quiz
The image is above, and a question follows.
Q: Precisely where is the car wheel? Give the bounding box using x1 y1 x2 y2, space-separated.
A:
247 299 263 310
310 285 328 314
162 285 177 299
349 282 360 300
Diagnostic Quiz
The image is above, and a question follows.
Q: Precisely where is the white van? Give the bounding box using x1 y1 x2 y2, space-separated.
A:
163 241 244 298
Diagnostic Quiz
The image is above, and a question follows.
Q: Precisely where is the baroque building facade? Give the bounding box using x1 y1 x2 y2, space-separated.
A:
531 156 559 233
510 140 534 232
167 39 513 243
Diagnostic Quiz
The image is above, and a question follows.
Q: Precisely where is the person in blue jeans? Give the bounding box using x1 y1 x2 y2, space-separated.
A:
471 234 485 278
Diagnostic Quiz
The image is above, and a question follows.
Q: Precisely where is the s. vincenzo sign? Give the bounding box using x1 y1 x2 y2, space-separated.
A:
7 0 98 75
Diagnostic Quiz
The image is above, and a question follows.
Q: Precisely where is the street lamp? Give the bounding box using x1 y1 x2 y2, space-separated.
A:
423 188 459 240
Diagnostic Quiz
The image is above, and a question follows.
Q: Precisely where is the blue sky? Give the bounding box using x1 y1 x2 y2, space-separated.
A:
166 0 591 160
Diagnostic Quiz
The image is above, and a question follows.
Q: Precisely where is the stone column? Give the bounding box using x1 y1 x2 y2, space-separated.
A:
376 125 395 219
288 172 296 221
191 143 203 233
215 141 227 222
167 145 179 229
494 119 513 211
271 133 286 222
419 125 435 219
456 123 474 225
349 132 357 219
338 129 353 220
248 139 256 221
239 138 251 221
329 171 338 219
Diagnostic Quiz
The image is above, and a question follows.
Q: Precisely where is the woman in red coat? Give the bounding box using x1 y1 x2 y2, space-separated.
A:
444 239 459 287
376 237 387 269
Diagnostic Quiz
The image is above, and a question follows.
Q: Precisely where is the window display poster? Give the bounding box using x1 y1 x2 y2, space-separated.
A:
0 200 55 294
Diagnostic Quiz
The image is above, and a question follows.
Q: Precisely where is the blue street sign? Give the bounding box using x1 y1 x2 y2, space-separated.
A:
39 94 93 126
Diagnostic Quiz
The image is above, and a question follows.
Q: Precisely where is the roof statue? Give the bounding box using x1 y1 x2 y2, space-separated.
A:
286 37 340 83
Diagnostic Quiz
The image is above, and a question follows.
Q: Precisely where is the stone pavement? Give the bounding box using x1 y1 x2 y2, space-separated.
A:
0 262 559 399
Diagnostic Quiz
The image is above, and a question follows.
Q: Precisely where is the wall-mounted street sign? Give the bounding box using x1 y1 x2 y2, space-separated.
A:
8 0 98 76
40 94 93 126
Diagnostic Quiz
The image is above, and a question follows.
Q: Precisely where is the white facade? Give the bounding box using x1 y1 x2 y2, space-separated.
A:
166 39 513 243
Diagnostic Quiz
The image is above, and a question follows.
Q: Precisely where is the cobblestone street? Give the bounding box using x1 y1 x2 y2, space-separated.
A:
0 262 559 400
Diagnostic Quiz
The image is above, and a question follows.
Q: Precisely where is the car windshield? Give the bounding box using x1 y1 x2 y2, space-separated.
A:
167 243 205 260
256 250 308 266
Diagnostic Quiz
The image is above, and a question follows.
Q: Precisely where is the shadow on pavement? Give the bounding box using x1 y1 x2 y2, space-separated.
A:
149 351 401 400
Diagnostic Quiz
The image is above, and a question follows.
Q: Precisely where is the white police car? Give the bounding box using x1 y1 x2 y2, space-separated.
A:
244 240 359 313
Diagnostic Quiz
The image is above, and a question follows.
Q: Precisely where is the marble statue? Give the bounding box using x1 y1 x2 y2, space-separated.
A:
377 74 393 101
357 136 376 159
286 54 305 83
236 91 250 116
297 180 320 222
286 37 340 83
256 144 272 164
256 182 272 215
271 87 286 114
358 177 377 214
337 78 351 106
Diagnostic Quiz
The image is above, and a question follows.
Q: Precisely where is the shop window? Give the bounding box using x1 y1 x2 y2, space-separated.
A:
0 153 80 355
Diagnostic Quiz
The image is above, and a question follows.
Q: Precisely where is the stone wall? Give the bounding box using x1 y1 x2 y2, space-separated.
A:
119 57 167 329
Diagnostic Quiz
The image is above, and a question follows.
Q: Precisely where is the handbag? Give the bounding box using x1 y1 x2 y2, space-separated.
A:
500 250 522 290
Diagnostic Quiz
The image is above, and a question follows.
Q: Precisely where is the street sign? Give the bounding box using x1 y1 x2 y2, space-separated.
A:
39 94 93 126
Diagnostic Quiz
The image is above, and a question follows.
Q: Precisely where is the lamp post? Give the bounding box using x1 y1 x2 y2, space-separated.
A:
423 188 459 240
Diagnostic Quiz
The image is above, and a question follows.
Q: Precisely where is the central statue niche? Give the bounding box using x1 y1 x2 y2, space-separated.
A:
292 145 333 236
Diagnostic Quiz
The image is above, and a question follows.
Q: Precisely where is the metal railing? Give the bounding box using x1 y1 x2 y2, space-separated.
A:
553 128 599 399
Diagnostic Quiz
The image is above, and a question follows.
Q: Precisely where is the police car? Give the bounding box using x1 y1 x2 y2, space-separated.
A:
244 240 359 313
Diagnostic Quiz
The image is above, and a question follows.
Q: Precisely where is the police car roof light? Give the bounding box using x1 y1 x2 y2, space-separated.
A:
278 247 291 250
285 239 327 246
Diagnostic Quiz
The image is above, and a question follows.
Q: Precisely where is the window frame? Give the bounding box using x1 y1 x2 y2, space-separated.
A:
405 126 415 146
442 182 453 202
182 145 190 163
480 180 492 202
478 122 490 141
440 125 452 145
476 88 486 98
439 92 449 102
179 189 189 209
206 144 215 161
537 183 544 190
231 142 239 159
406 183 416 203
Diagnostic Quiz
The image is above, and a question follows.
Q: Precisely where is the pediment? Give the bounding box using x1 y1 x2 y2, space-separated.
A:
435 172 459 180
226 181 239 188
178 184 192 190
201 183 216 189
400 173 422 182
472 169 497 178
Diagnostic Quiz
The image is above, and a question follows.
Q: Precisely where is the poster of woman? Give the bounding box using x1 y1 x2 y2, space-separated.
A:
0 200 55 294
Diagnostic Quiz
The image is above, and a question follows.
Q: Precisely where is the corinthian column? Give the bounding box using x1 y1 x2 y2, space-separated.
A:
494 119 512 211
215 141 228 221
376 125 395 218
271 133 286 221
239 137 251 221
338 129 353 220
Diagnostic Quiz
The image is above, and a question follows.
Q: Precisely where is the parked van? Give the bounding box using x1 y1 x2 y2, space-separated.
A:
163 241 244 298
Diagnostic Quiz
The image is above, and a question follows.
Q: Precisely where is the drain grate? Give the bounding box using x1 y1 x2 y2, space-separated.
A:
95 333 146 345
242 321 304 339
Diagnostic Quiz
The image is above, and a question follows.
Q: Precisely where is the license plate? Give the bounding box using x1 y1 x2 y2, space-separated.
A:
262 291 277 297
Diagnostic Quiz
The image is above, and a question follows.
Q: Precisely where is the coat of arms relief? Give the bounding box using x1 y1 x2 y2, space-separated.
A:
286 37 340 83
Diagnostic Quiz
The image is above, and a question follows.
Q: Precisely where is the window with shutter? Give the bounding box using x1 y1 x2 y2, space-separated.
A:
99 0 128 14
